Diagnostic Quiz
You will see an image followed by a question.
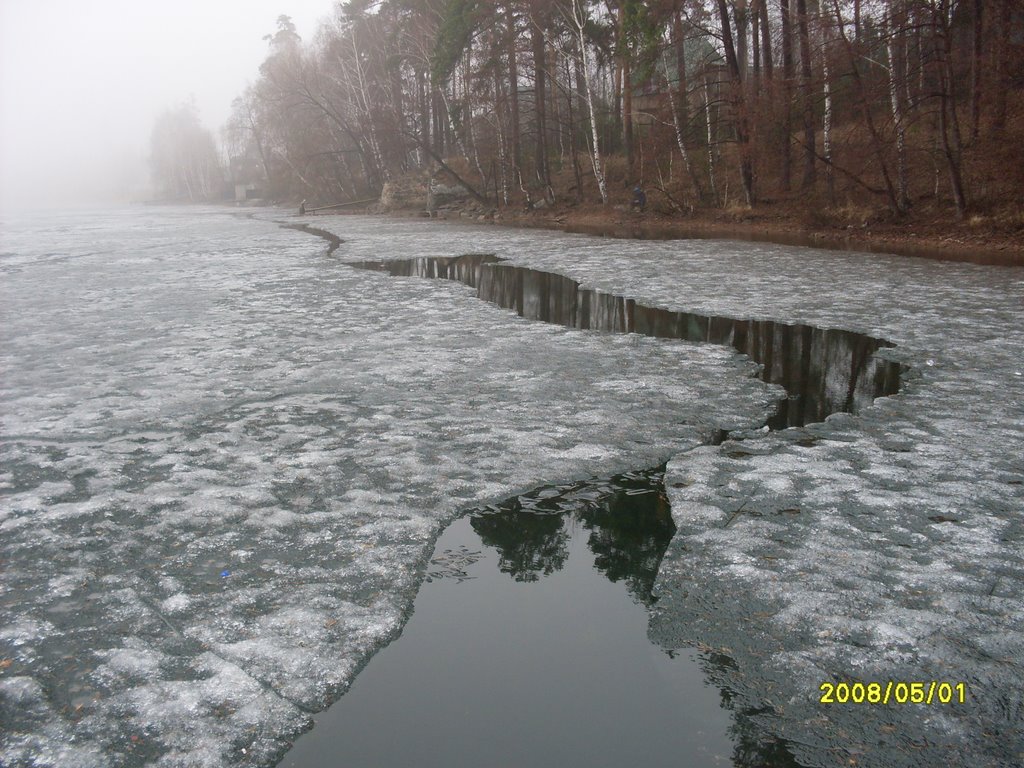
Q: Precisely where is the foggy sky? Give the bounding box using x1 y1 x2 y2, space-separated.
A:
0 0 333 212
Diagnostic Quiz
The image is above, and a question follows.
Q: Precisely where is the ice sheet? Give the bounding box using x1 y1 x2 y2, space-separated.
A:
2 208 1021 766
2 208 776 766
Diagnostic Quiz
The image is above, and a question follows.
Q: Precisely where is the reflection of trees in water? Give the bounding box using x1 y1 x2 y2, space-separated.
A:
468 468 673 604
470 470 808 768
680 648 807 768
470 504 569 582
730 731 804 768
577 478 675 605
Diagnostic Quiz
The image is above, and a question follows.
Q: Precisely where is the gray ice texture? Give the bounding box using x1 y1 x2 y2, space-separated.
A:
1 207 1021 767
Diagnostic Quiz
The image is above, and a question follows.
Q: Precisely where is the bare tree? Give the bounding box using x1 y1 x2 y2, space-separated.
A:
928 0 967 219
796 0 816 190
566 0 608 203
716 0 755 205
150 99 223 202
779 0 795 191
220 0 1013 221
887 2 910 211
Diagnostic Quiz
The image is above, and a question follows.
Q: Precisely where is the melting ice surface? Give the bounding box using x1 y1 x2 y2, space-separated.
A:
1 207 1022 767
0 207 775 767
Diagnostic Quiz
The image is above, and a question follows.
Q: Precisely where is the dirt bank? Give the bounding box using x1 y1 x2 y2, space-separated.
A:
299 182 1011 266
365 200 1023 267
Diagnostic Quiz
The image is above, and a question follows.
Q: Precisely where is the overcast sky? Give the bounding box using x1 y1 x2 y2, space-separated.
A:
0 0 335 211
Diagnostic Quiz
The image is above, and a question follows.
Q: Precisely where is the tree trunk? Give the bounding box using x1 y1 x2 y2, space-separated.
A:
493 58 510 206
822 47 834 203
992 0 1010 135
571 0 607 203
704 74 718 203
552 49 566 164
664 50 702 201
669 10 703 200
673 9 690 133
507 6 522 186
932 0 967 218
796 0 816 190
888 7 910 211
970 0 983 141
716 0 755 206
530 10 551 197
614 6 634 180
780 0 794 191
348 30 387 186
565 51 584 202
735 0 749 82
431 75 445 157
417 67 429 166
751 0 761 89
462 48 486 191
758 0 773 80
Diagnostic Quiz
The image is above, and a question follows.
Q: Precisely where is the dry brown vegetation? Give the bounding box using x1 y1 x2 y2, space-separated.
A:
225 1 1024 264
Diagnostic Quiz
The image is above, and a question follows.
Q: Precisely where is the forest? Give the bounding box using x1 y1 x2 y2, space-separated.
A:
152 0 1023 227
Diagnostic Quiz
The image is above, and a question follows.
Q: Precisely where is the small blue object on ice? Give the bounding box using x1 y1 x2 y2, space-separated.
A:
221 570 230 578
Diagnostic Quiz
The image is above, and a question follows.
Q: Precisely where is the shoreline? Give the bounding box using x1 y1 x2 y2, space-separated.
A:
303 201 1024 267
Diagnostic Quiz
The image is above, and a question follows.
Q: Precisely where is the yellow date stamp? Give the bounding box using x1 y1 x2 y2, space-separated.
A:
819 681 968 705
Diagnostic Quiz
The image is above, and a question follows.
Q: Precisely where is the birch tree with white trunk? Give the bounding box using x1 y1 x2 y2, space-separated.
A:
566 0 608 204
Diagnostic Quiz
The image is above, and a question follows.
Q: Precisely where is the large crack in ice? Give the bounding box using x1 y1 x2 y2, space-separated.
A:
346 251 903 430
290 217 1023 767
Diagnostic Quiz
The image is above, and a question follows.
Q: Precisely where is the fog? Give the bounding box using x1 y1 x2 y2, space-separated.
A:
0 0 333 212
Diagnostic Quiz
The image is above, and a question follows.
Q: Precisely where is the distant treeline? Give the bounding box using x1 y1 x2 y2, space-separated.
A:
156 1 1023 218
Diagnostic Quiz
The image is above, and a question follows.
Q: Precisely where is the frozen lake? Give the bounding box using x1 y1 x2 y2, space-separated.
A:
1 207 1022 767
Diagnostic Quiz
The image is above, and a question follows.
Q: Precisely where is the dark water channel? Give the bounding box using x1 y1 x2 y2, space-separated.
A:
280 469 803 768
351 254 902 429
277 247 903 766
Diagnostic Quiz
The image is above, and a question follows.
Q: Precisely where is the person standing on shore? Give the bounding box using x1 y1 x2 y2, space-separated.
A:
631 185 646 212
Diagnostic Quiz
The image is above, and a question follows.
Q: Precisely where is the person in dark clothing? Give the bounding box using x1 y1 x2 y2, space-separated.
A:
631 185 646 212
